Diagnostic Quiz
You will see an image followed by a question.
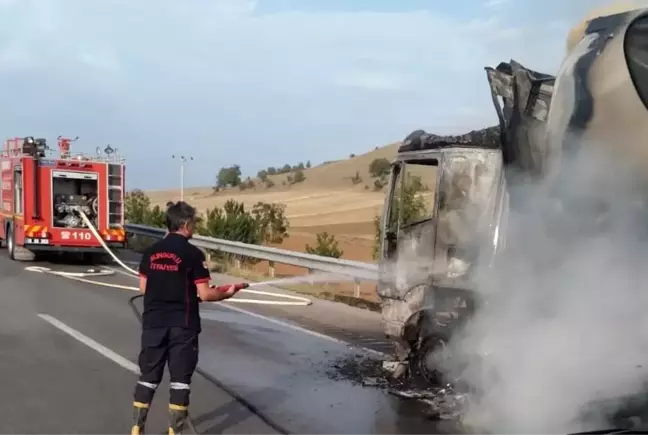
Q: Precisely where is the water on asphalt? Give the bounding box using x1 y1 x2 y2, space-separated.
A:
198 306 465 434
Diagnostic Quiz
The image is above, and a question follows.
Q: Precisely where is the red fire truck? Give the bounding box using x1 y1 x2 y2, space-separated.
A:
0 136 126 261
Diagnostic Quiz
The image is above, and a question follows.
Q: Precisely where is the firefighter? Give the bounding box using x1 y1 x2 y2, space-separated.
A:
130 201 240 435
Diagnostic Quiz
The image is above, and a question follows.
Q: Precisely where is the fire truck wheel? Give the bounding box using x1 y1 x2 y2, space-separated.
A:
7 224 34 262
6 224 13 256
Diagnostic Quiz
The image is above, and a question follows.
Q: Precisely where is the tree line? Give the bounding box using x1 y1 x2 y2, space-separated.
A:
214 156 395 193
215 160 310 191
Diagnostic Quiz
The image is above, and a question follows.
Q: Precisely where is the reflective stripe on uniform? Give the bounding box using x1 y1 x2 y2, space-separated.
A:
170 382 190 390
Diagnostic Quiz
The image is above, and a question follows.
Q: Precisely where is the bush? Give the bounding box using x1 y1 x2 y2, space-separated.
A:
216 165 242 188
125 189 166 226
369 158 391 179
201 199 290 265
147 205 165 228
306 232 343 258
265 179 275 188
201 200 261 264
239 178 255 190
124 189 168 251
372 215 382 260
257 170 268 182
291 170 306 184
251 202 289 245
124 191 290 266
351 171 362 185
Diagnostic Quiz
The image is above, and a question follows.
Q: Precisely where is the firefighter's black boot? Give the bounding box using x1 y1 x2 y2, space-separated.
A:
131 402 150 435
168 404 189 435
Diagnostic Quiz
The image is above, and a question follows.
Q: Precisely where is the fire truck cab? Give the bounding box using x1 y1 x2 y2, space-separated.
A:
0 136 126 261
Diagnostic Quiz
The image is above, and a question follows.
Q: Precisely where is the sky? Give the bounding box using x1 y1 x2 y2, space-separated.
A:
0 0 614 189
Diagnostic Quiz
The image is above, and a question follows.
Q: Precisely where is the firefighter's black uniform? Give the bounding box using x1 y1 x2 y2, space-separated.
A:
131 232 211 435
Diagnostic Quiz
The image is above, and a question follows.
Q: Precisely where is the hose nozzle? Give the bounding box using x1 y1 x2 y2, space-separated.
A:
210 282 249 292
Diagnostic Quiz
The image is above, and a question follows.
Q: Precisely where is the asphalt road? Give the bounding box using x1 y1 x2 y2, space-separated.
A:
0 254 463 434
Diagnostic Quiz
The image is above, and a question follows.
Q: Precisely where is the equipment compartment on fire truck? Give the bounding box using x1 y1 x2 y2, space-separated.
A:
0 136 127 261
52 170 99 229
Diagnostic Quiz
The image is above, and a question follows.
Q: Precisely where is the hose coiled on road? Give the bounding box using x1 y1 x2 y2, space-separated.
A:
128 294 290 435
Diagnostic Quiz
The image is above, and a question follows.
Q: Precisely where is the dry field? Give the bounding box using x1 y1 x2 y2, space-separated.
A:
144 140 437 302
148 188 383 260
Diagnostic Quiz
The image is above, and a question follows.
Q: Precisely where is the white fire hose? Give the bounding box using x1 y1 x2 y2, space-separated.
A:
27 210 312 307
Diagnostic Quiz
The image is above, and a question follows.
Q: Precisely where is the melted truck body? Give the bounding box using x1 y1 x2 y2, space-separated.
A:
376 129 513 384
377 4 648 386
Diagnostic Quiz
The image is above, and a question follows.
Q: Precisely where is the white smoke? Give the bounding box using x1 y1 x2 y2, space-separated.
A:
436 139 648 433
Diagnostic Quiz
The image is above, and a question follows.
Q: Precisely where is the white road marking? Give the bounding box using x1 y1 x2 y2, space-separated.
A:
216 302 388 358
37 313 140 375
105 265 137 278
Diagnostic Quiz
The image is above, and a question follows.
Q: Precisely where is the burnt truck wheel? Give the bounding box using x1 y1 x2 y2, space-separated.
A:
409 334 451 386
410 334 478 392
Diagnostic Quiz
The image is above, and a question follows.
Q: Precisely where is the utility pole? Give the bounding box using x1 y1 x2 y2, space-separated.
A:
172 155 194 202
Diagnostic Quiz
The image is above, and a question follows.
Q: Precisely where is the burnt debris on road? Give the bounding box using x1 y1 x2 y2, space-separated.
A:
325 351 469 422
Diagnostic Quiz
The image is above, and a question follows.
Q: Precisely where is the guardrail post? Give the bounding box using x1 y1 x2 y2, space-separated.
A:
268 261 275 278
354 279 361 298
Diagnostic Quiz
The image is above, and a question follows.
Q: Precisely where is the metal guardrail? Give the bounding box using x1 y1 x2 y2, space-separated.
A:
124 224 380 282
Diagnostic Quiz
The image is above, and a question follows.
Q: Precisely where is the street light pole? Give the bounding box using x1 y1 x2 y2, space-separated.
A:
172 155 194 202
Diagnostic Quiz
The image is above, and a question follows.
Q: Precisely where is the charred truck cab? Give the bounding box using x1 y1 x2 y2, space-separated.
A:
0 136 126 261
376 60 556 385
376 129 510 384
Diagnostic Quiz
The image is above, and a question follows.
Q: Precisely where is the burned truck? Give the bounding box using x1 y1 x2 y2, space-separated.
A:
376 3 648 388
375 60 555 385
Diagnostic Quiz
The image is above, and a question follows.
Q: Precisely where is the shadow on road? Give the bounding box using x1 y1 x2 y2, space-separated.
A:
191 385 289 434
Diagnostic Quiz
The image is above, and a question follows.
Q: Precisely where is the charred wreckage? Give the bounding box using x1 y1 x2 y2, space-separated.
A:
375 4 648 413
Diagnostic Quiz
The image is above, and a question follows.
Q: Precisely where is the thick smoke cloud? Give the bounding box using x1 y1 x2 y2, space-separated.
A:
432 139 648 433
